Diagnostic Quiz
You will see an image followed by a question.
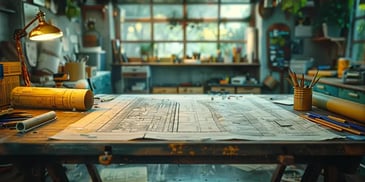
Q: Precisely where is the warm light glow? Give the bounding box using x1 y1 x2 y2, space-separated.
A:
30 32 63 41
29 18 63 41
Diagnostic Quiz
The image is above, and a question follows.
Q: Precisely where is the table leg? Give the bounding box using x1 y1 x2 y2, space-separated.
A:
46 163 69 182
301 163 323 182
85 163 102 182
271 164 286 182
302 156 363 182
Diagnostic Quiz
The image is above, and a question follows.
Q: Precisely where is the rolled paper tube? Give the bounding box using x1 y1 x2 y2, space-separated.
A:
313 92 365 123
16 111 56 133
11 87 94 111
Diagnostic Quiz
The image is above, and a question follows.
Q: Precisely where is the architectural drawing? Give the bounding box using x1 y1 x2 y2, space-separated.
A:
51 95 342 141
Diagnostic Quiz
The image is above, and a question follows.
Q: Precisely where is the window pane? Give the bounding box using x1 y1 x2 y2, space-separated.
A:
219 43 246 58
155 43 184 58
187 5 218 18
219 22 248 40
186 43 217 58
357 3 365 16
352 43 365 61
121 22 151 41
153 5 183 18
354 19 365 40
154 23 183 41
221 5 251 19
187 23 218 40
119 5 150 19
121 43 148 57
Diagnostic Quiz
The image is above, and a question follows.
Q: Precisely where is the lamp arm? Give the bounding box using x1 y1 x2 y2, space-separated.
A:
14 11 44 40
13 12 44 87
15 35 31 87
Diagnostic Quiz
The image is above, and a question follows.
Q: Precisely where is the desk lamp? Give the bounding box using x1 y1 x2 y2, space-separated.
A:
14 11 63 86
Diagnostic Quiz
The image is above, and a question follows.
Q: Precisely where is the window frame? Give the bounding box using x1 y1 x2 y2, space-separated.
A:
116 0 255 59
349 0 365 63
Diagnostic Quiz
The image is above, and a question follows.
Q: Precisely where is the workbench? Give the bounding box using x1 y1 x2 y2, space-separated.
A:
0 94 365 182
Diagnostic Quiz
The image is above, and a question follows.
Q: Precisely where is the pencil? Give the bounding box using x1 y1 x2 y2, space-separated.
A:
342 126 364 135
311 76 321 88
307 115 364 135
302 115 343 131
292 72 299 87
309 70 319 88
327 115 346 123
288 69 299 87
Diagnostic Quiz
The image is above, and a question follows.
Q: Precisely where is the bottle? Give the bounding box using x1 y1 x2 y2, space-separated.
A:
83 19 102 47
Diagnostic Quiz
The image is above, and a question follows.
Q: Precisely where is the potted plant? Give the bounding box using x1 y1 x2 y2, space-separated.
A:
314 0 354 37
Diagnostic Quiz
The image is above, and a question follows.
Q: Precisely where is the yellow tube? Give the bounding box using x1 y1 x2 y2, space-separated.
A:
313 92 365 123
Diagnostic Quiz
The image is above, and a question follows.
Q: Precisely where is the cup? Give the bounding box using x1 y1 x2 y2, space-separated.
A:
64 62 86 81
337 57 350 78
293 87 312 111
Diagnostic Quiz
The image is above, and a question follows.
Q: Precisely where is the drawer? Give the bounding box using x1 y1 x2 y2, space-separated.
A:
313 83 338 97
152 87 177 94
210 86 235 94
122 72 147 78
339 88 365 104
236 87 261 94
178 86 204 94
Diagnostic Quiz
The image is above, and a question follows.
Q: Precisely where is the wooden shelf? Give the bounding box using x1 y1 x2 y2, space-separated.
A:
312 37 345 42
113 62 260 67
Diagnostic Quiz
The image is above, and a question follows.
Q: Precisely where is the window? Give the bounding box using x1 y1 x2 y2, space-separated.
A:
117 0 254 61
350 0 365 62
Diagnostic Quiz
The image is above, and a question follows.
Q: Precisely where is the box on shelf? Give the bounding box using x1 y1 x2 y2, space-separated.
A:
290 58 314 74
0 62 21 108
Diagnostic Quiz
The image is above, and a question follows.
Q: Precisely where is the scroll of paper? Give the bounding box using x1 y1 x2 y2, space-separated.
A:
11 87 94 111
16 111 56 133
246 27 257 64
313 92 365 123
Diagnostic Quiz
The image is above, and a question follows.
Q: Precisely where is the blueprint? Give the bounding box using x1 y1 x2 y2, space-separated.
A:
50 94 343 141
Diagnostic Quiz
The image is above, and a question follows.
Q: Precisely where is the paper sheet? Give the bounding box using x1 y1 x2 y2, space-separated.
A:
50 95 343 141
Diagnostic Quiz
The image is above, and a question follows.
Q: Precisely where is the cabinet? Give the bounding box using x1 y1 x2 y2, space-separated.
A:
112 62 260 94
120 66 151 93
305 76 365 104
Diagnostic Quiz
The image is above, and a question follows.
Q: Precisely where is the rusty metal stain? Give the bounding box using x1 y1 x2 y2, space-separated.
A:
169 144 184 155
222 145 239 156
168 144 196 156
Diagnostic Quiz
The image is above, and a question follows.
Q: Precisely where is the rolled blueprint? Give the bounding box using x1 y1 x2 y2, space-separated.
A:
16 111 56 133
313 92 365 123
11 87 94 111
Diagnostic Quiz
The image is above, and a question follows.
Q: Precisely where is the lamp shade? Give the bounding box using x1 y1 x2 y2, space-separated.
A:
29 20 63 41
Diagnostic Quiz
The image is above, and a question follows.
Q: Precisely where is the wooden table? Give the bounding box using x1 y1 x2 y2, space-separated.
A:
0 96 365 182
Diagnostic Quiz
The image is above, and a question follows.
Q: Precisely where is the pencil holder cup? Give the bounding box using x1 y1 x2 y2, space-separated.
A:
293 87 312 111
64 62 86 81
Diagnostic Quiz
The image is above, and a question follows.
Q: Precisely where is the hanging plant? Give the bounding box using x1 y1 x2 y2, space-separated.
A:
281 0 308 18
